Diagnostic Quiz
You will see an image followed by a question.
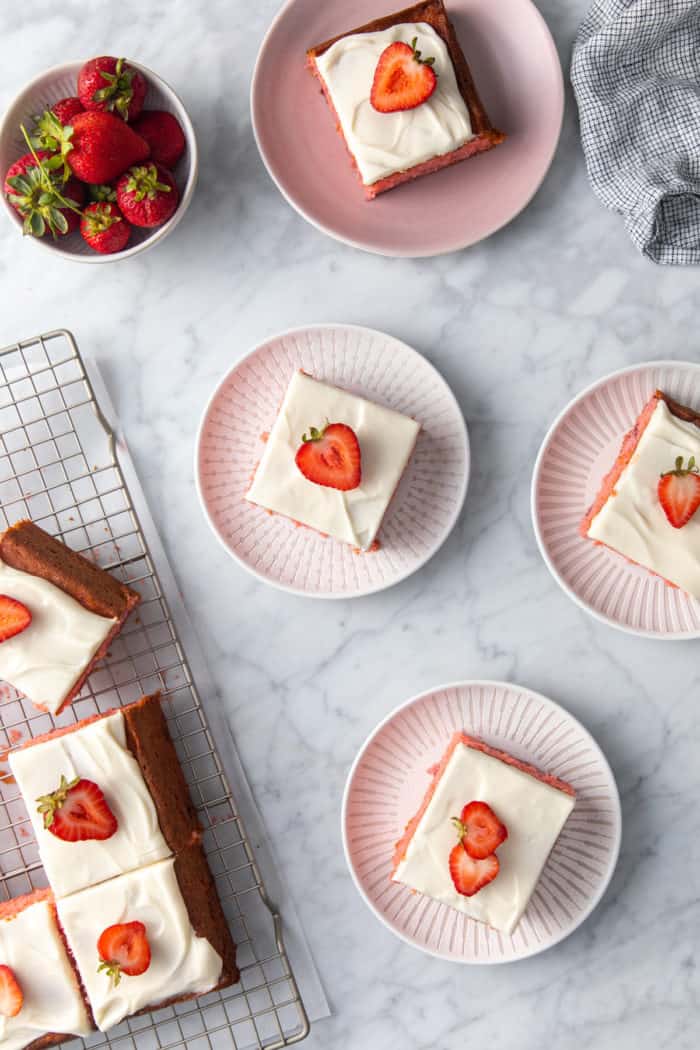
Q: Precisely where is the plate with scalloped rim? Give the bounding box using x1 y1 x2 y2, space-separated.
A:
532 360 700 639
195 324 469 598
342 680 621 963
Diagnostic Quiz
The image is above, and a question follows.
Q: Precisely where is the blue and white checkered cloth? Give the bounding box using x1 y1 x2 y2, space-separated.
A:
571 0 700 265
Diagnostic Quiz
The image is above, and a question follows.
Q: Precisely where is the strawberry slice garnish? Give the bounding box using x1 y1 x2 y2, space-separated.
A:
36 776 118 842
0 595 31 644
370 37 438 113
658 455 700 529
448 843 499 897
295 423 361 491
98 921 151 986
452 801 508 860
0 965 23 1017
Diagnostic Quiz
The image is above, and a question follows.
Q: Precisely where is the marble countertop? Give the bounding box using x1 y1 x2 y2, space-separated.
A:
1 1 698 1048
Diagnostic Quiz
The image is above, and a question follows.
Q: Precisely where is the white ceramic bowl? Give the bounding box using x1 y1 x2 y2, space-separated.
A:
0 60 198 262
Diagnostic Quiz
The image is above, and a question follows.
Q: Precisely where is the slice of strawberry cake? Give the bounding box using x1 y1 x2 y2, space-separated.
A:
8 692 198 898
391 732 575 934
56 848 238 1031
580 390 700 599
0 520 140 715
0 889 92 1049
246 370 420 550
306 0 504 199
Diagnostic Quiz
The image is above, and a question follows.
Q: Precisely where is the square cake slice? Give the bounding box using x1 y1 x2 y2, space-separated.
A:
391 733 575 934
246 371 420 550
580 391 700 599
0 889 93 1049
307 0 504 199
0 521 140 715
57 848 239 1032
9 693 199 898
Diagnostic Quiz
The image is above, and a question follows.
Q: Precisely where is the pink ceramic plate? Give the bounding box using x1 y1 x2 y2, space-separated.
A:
251 0 564 257
342 681 620 963
195 324 469 598
532 361 700 639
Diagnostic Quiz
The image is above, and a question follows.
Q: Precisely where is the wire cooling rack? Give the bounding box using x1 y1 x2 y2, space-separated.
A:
0 330 310 1050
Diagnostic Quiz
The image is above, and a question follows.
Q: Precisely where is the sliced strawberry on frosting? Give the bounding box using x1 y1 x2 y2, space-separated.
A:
0 595 31 644
36 775 118 842
658 455 700 529
295 422 361 491
0 965 23 1017
452 800 508 860
370 37 438 114
448 843 499 897
98 921 151 986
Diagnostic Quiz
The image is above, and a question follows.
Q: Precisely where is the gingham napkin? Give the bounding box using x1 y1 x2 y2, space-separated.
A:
571 0 700 265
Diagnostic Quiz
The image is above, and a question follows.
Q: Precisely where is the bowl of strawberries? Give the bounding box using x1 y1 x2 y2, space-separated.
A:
0 56 197 260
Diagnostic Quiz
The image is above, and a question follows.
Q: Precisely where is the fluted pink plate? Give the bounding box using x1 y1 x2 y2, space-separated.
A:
195 325 469 598
342 681 621 963
532 361 700 639
251 0 563 257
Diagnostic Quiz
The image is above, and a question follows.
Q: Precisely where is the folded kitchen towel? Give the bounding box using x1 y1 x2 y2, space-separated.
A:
571 0 700 264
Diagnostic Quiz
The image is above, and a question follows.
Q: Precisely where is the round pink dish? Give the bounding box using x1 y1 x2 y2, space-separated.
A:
195 324 469 598
532 361 700 639
342 680 621 963
250 0 564 257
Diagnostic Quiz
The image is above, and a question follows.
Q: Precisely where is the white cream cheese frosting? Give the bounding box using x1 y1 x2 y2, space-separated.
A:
314 22 474 185
0 557 116 714
57 858 223 1031
588 399 700 598
246 371 420 549
392 741 575 934
0 897 92 1050
9 711 170 898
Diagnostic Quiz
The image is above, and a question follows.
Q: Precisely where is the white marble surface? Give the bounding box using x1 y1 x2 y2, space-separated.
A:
0 2 699 1048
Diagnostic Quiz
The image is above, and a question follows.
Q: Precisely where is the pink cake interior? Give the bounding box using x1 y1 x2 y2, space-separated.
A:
307 55 499 200
391 731 575 875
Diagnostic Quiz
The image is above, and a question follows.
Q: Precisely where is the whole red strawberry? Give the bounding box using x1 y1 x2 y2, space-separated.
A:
4 151 84 237
78 57 147 122
116 163 178 227
52 97 84 125
67 111 150 184
80 202 131 254
131 110 185 168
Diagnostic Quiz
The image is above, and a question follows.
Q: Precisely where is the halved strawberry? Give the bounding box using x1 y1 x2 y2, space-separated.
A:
0 965 23 1017
36 776 118 842
97 921 151 986
295 423 361 491
658 455 700 529
448 843 499 897
370 37 437 114
0 595 31 643
452 801 508 860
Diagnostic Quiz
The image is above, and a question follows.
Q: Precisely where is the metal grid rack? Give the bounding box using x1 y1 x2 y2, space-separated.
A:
0 330 310 1050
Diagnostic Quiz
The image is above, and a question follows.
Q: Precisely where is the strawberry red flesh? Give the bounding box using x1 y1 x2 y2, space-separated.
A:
52 97 84 125
132 111 186 168
0 965 23 1018
0 595 31 643
295 423 362 491
98 921 151 984
453 800 508 860
67 111 150 184
370 38 438 113
448 843 499 897
658 456 700 529
36 776 118 842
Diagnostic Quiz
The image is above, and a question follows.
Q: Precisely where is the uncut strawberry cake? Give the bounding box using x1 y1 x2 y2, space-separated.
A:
580 390 700 599
246 370 420 550
306 0 504 199
0 521 140 715
391 732 575 933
